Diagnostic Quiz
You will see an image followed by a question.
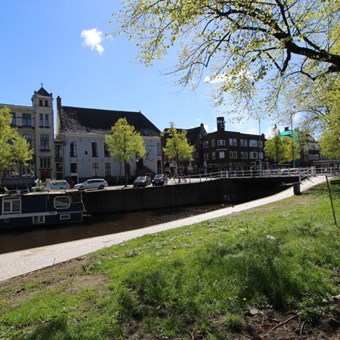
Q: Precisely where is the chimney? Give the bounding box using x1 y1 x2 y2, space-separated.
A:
56 96 62 111
217 117 225 131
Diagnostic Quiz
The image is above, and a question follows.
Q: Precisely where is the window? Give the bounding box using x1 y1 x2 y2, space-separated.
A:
70 163 78 173
258 140 263 148
44 100 48 107
40 157 51 169
217 139 226 146
249 139 257 147
22 160 34 177
104 144 110 157
249 152 258 159
11 112 16 126
240 151 248 159
55 145 62 158
105 163 111 176
33 216 45 224
70 142 77 157
22 134 33 148
229 138 237 146
230 151 238 159
39 99 43 106
3 197 21 214
40 134 49 150
92 142 98 157
212 152 216 160
218 151 225 159
204 153 209 161
54 196 71 209
92 162 99 176
203 141 209 149
45 114 49 127
22 113 32 127
211 139 215 147
240 139 248 147
39 114 44 126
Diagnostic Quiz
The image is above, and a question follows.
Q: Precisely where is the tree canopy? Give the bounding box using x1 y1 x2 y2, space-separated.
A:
163 123 195 174
113 1 339 115
105 118 146 186
264 127 300 165
0 107 33 175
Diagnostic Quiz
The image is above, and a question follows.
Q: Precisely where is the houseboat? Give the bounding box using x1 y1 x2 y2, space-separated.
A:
0 190 84 229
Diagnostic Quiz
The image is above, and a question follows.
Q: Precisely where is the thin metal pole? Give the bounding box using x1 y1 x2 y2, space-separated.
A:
326 175 338 227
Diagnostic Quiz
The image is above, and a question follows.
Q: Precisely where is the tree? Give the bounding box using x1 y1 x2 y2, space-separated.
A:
264 127 300 165
112 0 340 115
105 118 146 186
319 106 340 159
0 107 33 177
163 123 195 178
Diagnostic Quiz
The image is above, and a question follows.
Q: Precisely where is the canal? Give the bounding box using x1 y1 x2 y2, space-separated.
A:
0 204 225 254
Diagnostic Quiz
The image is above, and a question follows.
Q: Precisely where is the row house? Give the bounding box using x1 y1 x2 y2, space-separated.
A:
201 117 265 172
0 87 55 186
56 96 162 185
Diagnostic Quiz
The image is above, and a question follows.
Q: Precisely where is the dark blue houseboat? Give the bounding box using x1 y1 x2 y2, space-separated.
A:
0 190 84 229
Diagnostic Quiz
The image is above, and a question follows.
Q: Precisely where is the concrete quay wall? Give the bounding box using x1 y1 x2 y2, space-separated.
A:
83 177 296 215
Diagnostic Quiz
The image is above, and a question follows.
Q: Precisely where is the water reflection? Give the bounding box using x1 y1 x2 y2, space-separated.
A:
0 204 224 254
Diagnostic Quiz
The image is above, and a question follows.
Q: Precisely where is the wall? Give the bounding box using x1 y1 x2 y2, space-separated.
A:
82 177 297 214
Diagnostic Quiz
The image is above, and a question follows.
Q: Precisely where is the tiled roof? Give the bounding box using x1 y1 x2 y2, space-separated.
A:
59 106 160 136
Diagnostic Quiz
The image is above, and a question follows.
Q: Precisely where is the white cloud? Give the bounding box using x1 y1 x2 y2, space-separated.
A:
80 28 104 54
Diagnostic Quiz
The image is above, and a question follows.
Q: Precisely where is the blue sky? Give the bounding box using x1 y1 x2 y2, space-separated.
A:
0 0 273 136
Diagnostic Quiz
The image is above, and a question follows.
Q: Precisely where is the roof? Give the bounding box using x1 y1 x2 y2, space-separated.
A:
58 106 160 136
35 87 52 97
163 124 207 145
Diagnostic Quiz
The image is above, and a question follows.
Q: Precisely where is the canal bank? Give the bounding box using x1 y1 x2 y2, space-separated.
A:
0 176 326 282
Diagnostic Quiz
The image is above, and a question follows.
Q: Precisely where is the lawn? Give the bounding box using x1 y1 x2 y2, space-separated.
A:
0 180 339 339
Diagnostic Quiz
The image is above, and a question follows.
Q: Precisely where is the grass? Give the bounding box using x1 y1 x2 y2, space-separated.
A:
0 180 339 339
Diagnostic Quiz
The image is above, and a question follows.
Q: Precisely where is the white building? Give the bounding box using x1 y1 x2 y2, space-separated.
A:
56 96 162 185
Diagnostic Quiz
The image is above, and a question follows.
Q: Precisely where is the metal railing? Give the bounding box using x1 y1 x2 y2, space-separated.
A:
168 166 338 184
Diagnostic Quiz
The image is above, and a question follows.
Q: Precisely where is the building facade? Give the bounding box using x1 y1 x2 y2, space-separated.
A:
0 87 55 185
201 117 265 172
56 96 162 184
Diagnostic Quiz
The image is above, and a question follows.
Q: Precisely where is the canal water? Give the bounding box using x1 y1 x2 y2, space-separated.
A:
0 204 225 254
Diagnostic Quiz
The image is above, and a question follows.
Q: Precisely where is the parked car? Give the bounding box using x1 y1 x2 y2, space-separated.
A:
152 174 166 186
133 176 151 188
47 180 71 191
31 180 71 192
74 178 108 190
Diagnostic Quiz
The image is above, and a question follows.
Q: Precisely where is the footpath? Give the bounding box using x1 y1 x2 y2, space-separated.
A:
0 176 327 282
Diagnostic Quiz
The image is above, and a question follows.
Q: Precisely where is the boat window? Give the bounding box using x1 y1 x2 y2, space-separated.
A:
33 216 45 224
60 214 71 220
3 197 21 214
54 196 70 209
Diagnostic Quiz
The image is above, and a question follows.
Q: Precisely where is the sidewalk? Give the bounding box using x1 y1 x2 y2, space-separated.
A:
0 176 326 282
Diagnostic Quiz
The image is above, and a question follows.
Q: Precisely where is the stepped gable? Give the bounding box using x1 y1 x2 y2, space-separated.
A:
59 106 160 136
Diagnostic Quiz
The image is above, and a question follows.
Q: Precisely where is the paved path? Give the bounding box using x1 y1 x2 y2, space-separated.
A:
0 176 326 282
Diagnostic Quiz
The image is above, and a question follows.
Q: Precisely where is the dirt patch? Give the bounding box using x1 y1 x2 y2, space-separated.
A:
0 255 108 308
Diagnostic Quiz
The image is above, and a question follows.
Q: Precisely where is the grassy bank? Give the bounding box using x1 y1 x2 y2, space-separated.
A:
0 181 339 339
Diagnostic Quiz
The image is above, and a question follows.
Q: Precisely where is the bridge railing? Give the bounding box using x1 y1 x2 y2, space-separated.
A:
172 167 325 183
